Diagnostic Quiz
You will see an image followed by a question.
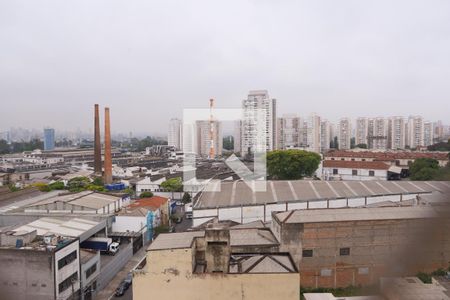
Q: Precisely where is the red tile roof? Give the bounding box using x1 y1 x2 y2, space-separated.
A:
325 150 448 161
323 160 390 170
130 196 169 210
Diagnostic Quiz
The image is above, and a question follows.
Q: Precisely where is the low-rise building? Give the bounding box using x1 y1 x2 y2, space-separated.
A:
133 225 299 300
22 191 128 215
272 205 450 289
135 176 166 195
322 160 391 181
128 196 170 226
0 230 81 300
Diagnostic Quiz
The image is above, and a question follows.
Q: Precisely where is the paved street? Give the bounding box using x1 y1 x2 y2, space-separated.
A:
173 204 193 232
96 246 147 300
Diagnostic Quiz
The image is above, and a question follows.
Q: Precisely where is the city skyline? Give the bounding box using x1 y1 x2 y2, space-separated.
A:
2 1 450 133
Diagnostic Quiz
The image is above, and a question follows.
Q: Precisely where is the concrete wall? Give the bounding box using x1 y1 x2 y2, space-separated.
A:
133 248 299 300
0 248 55 300
112 216 146 233
0 230 37 247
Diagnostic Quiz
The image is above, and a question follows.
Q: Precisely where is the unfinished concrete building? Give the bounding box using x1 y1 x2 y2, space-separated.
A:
133 225 299 300
271 205 450 288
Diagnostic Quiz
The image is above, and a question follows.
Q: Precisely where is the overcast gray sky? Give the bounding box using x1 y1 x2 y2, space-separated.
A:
1 0 449 135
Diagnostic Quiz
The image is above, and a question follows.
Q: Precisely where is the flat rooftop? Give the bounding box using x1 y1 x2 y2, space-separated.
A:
275 206 439 224
25 191 122 210
148 227 279 251
195 180 450 209
148 231 205 251
12 217 103 239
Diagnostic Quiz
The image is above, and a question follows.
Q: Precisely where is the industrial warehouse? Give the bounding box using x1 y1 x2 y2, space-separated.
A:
192 180 450 226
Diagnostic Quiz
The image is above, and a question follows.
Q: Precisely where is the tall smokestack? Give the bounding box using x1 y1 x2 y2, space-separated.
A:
94 104 102 174
104 107 113 184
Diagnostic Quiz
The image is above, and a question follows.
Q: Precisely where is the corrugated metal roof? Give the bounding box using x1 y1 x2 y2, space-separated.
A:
277 206 438 224
195 180 448 209
12 217 101 238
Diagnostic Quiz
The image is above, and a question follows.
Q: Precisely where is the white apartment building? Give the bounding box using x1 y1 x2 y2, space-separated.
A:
277 114 300 149
434 121 444 143
423 121 434 147
241 90 277 156
338 118 352 150
368 117 388 150
320 120 332 152
406 116 424 148
233 120 242 154
355 117 368 146
168 118 182 150
196 120 222 158
389 116 406 150
305 113 321 153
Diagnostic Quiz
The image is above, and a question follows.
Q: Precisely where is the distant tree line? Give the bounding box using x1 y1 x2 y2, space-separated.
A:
427 139 450 152
120 136 167 151
0 139 44 154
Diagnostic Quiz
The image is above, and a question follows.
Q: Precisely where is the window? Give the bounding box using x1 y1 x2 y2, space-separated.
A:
358 267 369 275
352 170 358 176
362 159 366 161
341 158 345 161
351 158 355 161
340 247 350 256
320 269 332 277
333 169 338 175
369 170 375 176
302 249 313 257
331 158 335 160
58 250 77 270
85 263 97 279
58 272 78 294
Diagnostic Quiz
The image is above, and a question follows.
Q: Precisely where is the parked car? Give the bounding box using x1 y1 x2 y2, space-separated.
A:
124 272 133 287
115 282 127 297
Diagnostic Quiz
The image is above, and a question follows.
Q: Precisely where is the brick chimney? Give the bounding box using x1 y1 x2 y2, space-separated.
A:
104 107 113 184
94 104 102 174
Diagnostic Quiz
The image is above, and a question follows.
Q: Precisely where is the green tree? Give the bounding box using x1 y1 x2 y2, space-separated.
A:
140 191 154 198
67 176 90 192
355 143 368 149
92 177 104 186
161 177 182 191
33 183 51 192
0 139 10 154
266 150 321 180
409 158 440 180
182 192 192 204
49 181 65 190
161 177 183 199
